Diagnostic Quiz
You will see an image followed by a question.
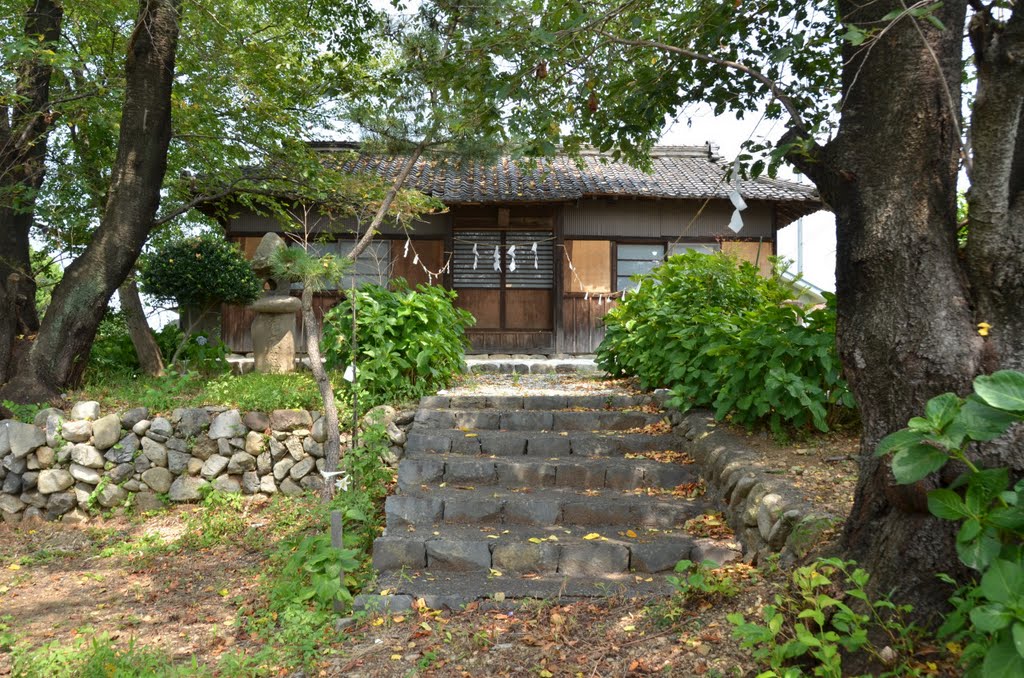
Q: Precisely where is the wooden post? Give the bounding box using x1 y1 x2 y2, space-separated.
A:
330 509 345 613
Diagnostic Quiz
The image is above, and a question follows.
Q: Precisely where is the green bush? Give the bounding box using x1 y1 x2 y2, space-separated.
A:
153 324 228 374
596 252 855 434
86 312 226 378
138 232 262 311
322 279 474 406
87 311 140 376
729 558 924 677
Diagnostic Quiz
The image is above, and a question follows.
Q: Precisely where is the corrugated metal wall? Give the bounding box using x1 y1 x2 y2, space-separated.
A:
562 199 773 238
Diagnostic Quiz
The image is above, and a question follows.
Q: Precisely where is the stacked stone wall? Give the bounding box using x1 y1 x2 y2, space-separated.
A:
0 402 412 524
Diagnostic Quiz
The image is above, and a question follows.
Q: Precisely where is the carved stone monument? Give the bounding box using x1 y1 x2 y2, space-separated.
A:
249 233 301 374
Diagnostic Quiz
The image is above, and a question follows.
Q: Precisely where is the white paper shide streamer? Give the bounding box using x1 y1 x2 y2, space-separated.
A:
507 244 517 273
728 157 748 234
531 241 539 269
493 245 501 272
472 243 479 270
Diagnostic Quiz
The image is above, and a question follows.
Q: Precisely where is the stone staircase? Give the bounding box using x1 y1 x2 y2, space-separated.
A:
359 393 738 611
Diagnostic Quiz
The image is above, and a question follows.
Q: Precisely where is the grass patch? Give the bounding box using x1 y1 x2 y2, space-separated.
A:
68 370 354 415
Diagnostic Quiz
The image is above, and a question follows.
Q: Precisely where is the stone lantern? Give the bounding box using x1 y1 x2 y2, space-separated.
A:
249 233 301 373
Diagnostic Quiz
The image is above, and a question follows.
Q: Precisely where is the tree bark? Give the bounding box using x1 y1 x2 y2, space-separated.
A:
0 0 63 384
0 0 181 403
783 0 994 622
965 8 1024 380
302 285 342 502
118 276 165 377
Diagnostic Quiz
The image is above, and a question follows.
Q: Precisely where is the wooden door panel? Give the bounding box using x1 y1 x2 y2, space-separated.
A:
391 239 444 287
455 288 501 328
505 289 553 330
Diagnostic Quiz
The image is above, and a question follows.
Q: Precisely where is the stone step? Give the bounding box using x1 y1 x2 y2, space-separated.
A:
412 408 668 433
419 394 657 411
397 455 699 492
384 486 713 530
357 570 674 612
372 524 737 576
404 429 682 457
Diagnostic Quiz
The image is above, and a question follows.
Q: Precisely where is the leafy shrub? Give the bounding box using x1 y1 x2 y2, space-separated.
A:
154 324 228 374
596 252 855 434
87 310 139 376
322 279 474 406
877 370 1024 677
729 558 924 677
242 427 394 671
138 232 262 311
86 311 227 378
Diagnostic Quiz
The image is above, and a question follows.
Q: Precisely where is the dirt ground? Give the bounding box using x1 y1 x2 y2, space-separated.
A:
0 373 873 676
0 509 265 671
0 436 862 677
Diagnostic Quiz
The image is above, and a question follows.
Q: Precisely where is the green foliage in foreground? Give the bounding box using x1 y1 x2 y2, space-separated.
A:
876 370 1024 677
729 558 926 678
2 622 196 678
596 252 855 435
322 280 474 407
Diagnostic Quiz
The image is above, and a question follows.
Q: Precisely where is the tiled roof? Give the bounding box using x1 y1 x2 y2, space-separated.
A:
315 142 820 208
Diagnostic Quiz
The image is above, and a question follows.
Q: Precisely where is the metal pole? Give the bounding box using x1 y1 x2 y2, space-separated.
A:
330 509 345 613
351 269 358 453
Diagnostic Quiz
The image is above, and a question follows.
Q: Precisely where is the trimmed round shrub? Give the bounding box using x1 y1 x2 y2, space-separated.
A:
139 233 262 309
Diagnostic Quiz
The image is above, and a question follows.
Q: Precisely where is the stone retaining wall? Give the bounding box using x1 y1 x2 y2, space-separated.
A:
671 408 840 565
0 402 413 524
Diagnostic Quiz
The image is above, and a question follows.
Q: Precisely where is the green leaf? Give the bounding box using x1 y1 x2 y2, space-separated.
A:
875 429 924 457
957 529 1002 571
926 392 961 428
970 603 1013 632
988 506 1024 531
927 489 970 521
980 559 1024 605
967 468 1010 514
974 371 1024 413
959 518 982 542
983 634 1024 677
957 396 1020 442
841 27 867 46
1014 622 1024 659
890 444 949 484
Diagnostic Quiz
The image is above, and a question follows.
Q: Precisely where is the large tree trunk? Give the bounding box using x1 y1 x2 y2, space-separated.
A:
0 0 63 384
788 0 981 622
118 276 165 377
0 0 181 403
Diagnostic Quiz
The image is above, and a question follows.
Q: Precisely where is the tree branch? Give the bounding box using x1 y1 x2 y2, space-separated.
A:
348 134 432 262
594 30 811 136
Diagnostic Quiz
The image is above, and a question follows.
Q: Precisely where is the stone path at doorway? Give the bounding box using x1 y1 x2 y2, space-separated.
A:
356 374 740 611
